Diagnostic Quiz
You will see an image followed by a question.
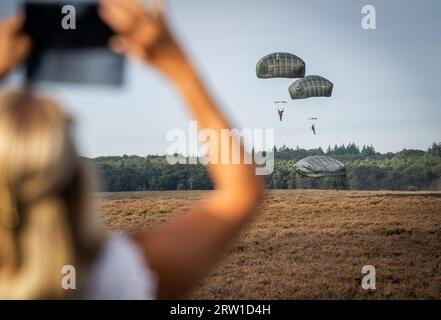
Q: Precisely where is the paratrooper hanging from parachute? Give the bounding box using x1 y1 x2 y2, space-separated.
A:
289 75 334 134
256 52 305 121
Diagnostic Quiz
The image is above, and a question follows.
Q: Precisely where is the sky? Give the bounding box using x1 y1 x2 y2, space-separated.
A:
1 0 441 157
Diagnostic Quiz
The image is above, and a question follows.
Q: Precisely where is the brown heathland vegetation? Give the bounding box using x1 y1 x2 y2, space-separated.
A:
98 190 441 299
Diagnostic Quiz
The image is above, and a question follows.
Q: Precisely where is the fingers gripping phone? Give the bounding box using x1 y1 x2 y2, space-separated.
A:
23 0 125 86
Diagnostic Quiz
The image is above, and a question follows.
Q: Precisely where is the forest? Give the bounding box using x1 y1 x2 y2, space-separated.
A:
90 142 441 192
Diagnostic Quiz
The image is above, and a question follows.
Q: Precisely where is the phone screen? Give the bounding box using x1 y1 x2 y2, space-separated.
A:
23 0 125 86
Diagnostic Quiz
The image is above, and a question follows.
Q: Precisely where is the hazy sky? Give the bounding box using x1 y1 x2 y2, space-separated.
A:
1 0 441 156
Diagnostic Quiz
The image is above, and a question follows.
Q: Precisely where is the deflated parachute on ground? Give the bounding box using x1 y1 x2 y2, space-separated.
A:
294 156 346 178
289 75 333 100
256 52 306 79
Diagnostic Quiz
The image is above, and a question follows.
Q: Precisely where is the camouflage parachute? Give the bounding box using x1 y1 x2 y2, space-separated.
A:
294 156 346 178
289 75 333 100
256 52 305 79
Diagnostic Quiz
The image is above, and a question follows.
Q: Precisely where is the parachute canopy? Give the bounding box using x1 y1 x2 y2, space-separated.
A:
289 75 333 100
294 156 346 178
256 52 305 79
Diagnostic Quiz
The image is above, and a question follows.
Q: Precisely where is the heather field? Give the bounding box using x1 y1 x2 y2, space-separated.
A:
98 190 441 299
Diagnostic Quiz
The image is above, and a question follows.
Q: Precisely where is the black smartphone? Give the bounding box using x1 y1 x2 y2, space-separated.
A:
23 0 125 86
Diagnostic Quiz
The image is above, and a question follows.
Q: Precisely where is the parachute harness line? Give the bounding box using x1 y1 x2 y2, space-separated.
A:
275 101 286 120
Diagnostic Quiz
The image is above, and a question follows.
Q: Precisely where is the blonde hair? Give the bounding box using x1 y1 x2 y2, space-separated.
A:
0 90 104 299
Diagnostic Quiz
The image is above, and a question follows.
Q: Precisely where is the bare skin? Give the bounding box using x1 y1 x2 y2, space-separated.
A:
0 0 263 300
100 0 263 299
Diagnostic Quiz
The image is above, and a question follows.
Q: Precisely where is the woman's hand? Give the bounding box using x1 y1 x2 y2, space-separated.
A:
100 0 187 79
0 15 31 80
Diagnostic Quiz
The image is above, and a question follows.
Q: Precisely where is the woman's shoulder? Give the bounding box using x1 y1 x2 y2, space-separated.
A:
82 235 158 300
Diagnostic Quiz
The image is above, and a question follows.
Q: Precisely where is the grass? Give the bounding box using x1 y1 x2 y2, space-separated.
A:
97 189 441 299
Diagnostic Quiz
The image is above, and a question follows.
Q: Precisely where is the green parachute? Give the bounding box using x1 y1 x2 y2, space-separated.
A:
289 75 333 100
256 52 306 79
294 156 346 178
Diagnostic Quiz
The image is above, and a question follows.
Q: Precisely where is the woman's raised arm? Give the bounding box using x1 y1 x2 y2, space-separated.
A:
100 0 263 299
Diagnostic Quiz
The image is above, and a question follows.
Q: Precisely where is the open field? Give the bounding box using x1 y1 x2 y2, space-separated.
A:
98 190 441 299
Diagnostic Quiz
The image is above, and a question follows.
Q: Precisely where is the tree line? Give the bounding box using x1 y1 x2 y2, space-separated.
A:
90 142 441 192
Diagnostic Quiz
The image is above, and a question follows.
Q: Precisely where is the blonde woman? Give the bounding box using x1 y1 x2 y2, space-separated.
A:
0 0 263 299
